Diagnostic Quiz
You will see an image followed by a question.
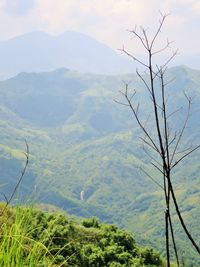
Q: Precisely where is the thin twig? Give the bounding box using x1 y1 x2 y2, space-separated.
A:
0 140 29 216
138 167 164 190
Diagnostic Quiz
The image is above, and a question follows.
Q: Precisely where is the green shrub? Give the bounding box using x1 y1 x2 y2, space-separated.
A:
82 217 100 228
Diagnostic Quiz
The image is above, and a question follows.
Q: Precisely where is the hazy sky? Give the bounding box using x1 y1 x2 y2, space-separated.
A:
0 0 199 59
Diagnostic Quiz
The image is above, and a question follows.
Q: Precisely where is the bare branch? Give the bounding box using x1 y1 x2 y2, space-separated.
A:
119 46 149 68
167 107 183 119
114 99 130 107
161 49 179 70
170 93 191 166
128 25 149 50
172 147 192 155
150 13 170 50
142 144 162 167
171 145 200 169
0 192 8 204
122 83 161 154
140 137 160 154
152 39 174 56
168 213 180 267
151 162 165 175
163 77 176 87
169 179 200 254
138 166 164 190
136 69 152 94
0 140 29 216
168 131 177 147
141 27 150 50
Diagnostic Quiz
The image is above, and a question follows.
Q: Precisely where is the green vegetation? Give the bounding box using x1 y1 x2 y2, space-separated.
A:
0 204 163 267
0 67 199 265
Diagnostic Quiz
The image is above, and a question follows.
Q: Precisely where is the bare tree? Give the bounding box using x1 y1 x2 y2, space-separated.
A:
115 13 200 266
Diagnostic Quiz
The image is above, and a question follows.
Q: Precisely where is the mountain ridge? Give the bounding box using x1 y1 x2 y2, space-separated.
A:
0 31 134 79
0 66 199 265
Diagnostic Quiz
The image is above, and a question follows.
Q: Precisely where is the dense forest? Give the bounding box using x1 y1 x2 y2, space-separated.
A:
0 204 164 267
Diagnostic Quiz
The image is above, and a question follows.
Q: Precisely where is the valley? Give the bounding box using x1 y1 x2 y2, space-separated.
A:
0 66 199 265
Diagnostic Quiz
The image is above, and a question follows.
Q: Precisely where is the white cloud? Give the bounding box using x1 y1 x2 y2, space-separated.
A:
0 0 199 57
0 0 36 16
33 0 167 50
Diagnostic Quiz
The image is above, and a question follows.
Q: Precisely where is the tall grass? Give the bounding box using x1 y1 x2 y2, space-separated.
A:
0 205 66 267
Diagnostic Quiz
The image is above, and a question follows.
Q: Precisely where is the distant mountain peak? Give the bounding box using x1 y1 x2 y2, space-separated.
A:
0 30 134 80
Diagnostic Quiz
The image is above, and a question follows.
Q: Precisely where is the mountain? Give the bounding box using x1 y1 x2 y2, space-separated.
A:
0 66 199 265
0 31 134 79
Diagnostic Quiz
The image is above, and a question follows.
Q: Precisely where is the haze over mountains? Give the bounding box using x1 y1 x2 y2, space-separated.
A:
0 29 199 265
0 30 200 80
0 66 200 265
0 31 135 79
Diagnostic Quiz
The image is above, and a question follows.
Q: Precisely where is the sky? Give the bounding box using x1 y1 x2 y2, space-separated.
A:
0 0 199 65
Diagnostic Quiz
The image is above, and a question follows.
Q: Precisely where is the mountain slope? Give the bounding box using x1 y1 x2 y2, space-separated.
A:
0 66 199 265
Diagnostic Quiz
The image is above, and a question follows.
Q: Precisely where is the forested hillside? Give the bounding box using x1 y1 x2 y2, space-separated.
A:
0 204 163 266
0 66 199 265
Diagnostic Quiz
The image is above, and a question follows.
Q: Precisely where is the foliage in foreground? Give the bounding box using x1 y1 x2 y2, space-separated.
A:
0 203 163 267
